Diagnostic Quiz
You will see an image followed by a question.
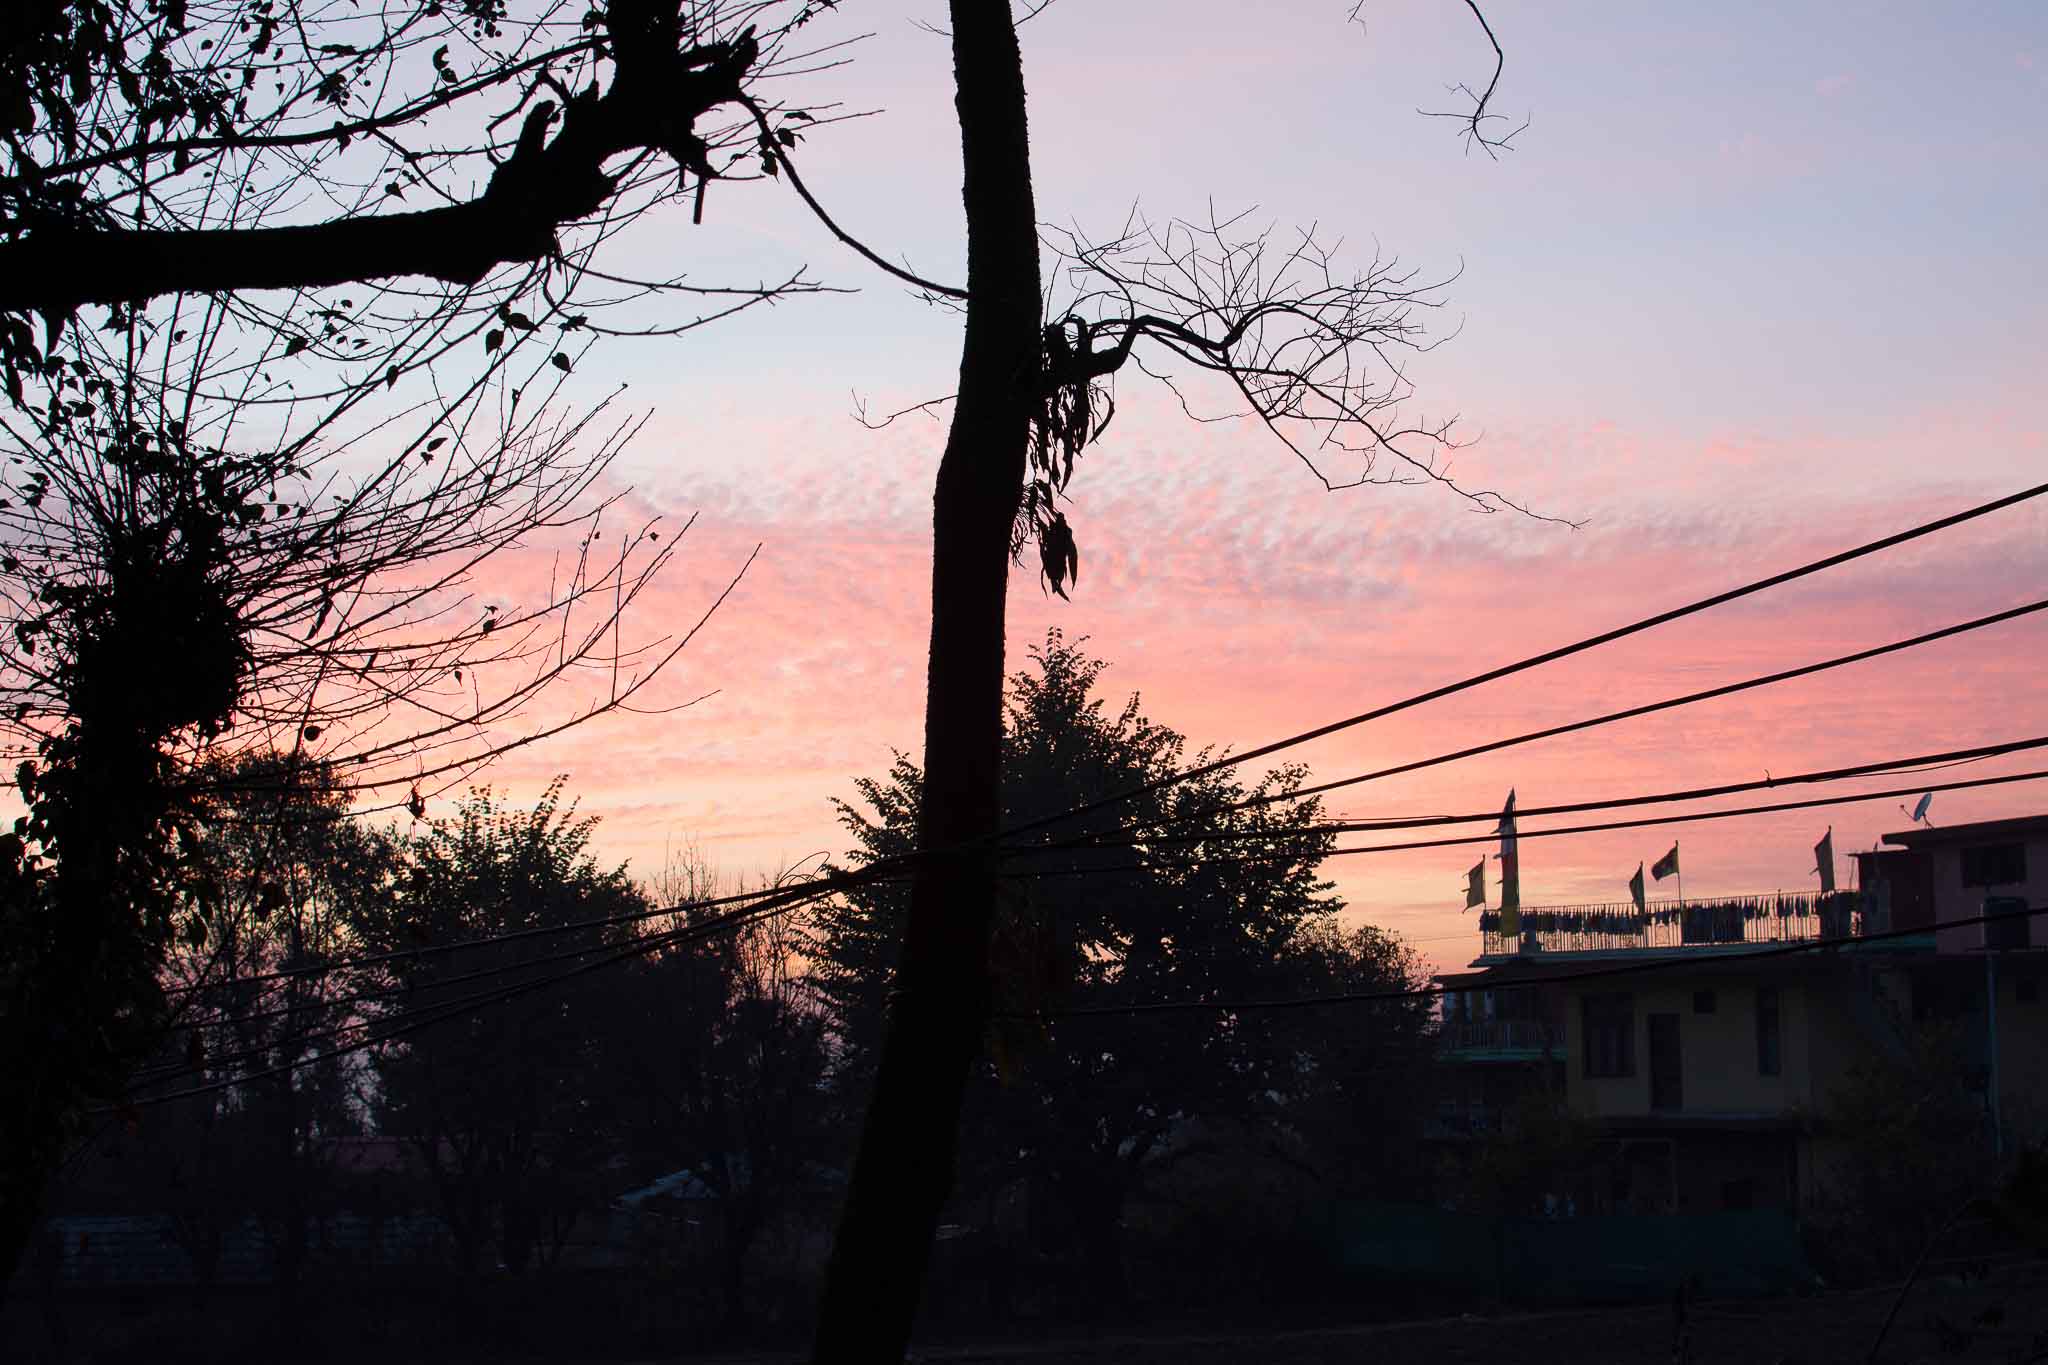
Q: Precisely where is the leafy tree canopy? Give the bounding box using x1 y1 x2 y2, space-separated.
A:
808 631 1425 1294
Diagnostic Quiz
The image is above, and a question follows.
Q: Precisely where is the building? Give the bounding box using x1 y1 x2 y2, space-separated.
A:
1436 814 2048 1223
1856 812 2046 953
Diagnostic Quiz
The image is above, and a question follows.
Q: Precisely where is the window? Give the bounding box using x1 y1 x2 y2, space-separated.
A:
1756 986 1782 1077
1960 842 2027 887
1582 992 1635 1078
1692 989 1717 1014
1649 1013 1683 1111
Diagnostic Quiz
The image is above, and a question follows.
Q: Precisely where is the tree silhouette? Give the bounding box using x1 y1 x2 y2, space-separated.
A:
598 853 834 1330
345 780 645 1277
0 0 832 337
812 7 1536 1358
137 752 389 1296
0 0 827 1296
812 632 1371 1310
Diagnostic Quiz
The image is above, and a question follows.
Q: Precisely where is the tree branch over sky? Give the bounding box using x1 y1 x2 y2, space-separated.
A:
0 0 841 1300
0 0 837 357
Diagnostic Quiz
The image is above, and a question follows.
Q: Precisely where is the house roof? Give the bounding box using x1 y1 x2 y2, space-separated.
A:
1882 813 2048 849
615 1168 722 1206
1446 936 1936 983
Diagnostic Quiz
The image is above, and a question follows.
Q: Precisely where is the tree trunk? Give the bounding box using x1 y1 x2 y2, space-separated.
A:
0 1146 54 1309
0 726 167 1304
808 4 1041 1361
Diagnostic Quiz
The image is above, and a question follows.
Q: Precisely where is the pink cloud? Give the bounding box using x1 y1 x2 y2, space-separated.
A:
396 397 2048 979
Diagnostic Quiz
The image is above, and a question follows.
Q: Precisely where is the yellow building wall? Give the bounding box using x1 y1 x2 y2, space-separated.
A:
1564 976 1829 1119
1560 959 2048 1141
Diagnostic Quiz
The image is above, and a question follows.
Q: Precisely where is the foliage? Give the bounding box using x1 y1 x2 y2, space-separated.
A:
348 779 646 1276
1808 1024 1985 1279
1449 1090 1594 1219
808 631 1421 1306
596 855 834 1329
0 0 814 1296
139 751 392 1286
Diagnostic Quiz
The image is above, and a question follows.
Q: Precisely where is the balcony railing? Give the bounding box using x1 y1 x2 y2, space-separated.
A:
1476 891 1866 957
1437 1016 1556 1053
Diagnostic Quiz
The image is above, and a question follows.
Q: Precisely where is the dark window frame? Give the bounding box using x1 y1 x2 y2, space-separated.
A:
1960 842 2027 888
1756 985 1782 1077
1649 1012 1684 1112
1582 991 1636 1078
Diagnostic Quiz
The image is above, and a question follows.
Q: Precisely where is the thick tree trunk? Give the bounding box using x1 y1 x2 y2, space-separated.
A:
808 4 1041 1361
0 728 167 1305
0 1123 57 1308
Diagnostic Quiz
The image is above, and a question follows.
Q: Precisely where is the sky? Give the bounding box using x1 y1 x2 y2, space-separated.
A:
438 0 2048 971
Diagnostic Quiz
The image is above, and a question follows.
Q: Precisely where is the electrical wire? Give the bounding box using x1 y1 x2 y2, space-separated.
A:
143 480 2048 1017
1029 734 2048 851
1019 902 2048 1019
1000 767 2048 882
159 725 2048 1004
150 905 705 1044
132 794 2048 1093
159 855 900 998
112 932 683 1112
122 880 833 1105
1034 596 2048 842
992 477 2048 842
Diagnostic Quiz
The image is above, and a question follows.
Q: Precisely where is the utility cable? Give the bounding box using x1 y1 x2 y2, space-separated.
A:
163 729 2048 1003
999 767 2048 883
123 881 833 1104
1033 734 2048 851
1017 902 2048 1019
1015 595 2048 848
992 478 2048 843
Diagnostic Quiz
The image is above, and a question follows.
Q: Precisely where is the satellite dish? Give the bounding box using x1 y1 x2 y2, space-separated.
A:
1910 792 1933 824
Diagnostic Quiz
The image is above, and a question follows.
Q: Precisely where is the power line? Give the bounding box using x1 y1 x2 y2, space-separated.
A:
114 931 682 1112
124 881 833 1105
130 808 2048 1095
133 931 663 1090
319 751 2048 1010
1031 734 2048 850
176 729 2048 1010
998 768 2048 881
152 907 699 1042
1158 596 2048 832
157 578 2048 995
159 856 900 998
1019 902 2048 1019
992 478 2048 842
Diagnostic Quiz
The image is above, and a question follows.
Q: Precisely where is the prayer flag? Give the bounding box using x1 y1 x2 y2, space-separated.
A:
1651 843 1680 881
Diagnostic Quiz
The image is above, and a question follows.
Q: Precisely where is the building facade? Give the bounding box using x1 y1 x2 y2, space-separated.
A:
1437 813 2048 1222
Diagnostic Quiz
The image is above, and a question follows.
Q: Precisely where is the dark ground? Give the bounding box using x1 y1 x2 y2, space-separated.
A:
672 1261 2048 1365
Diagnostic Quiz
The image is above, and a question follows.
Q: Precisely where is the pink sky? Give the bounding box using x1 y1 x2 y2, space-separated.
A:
396 1 2048 973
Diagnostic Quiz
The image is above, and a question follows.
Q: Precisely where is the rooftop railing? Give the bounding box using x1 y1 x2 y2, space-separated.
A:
1476 890 1867 957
